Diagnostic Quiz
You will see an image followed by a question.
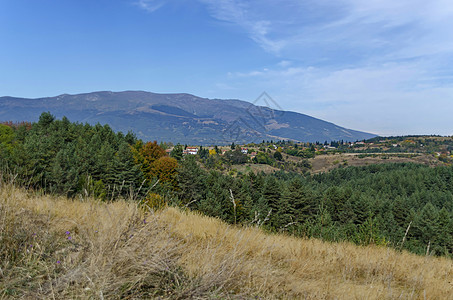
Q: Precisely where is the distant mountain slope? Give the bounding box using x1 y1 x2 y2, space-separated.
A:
0 91 376 144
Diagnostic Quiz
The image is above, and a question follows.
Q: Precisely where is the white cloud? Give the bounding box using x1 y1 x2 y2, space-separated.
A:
196 0 453 63
133 0 453 62
135 0 164 13
225 59 453 136
277 60 292 68
197 0 286 53
132 0 453 135
203 0 453 135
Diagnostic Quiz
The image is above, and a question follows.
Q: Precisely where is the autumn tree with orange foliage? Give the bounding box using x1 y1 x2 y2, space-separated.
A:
132 141 178 185
132 141 166 179
151 156 178 187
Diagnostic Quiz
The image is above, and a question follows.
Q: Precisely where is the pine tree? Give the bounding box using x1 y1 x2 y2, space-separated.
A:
413 202 440 254
112 142 145 197
436 207 453 256
278 186 296 230
170 143 184 161
176 155 207 206
262 176 282 229
285 177 312 223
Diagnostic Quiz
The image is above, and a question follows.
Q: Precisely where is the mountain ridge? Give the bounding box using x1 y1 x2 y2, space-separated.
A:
0 90 376 144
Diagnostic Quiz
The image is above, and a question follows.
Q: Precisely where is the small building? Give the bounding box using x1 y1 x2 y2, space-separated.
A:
184 147 199 155
241 147 248 154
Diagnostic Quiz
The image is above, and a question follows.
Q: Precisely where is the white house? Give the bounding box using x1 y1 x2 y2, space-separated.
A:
184 147 199 155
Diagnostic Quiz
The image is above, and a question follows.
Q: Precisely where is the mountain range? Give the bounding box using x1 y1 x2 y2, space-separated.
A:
0 91 376 145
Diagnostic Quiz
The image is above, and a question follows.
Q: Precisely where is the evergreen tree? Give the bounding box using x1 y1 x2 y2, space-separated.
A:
112 142 145 197
170 143 184 161
176 155 207 206
284 177 313 223
261 176 282 229
436 208 453 256
413 202 440 254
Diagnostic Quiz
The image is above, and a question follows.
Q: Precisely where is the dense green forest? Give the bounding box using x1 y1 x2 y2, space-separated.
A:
1 113 452 257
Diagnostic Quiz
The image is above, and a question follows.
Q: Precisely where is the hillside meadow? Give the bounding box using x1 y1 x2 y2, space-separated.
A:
1 181 452 299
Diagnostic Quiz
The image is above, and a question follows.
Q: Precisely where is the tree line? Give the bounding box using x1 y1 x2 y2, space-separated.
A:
1 113 452 257
0 112 177 200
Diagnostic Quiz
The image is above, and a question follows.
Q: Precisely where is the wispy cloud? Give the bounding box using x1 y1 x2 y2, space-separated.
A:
200 0 453 135
132 0 453 135
135 0 164 13
225 58 453 135
197 0 286 54
197 0 453 63
133 0 453 62
277 60 292 68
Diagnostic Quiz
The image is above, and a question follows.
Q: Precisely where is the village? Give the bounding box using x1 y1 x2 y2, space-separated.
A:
157 136 453 175
163 135 453 158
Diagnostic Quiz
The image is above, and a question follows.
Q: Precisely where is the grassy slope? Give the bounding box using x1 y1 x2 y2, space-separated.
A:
308 153 441 174
1 183 452 299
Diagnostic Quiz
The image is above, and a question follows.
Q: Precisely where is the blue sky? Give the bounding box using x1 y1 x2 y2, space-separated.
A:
1 0 453 136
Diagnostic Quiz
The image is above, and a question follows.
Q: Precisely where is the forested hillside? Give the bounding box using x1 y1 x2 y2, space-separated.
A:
1 113 452 257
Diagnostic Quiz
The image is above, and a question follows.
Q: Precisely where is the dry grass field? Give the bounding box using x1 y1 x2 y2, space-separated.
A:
1 181 453 299
309 153 441 174
230 163 280 174
228 152 440 176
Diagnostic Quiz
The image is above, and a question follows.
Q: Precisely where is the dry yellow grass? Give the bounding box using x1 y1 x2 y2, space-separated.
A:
309 153 441 174
162 209 453 299
1 182 452 299
1 183 231 299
